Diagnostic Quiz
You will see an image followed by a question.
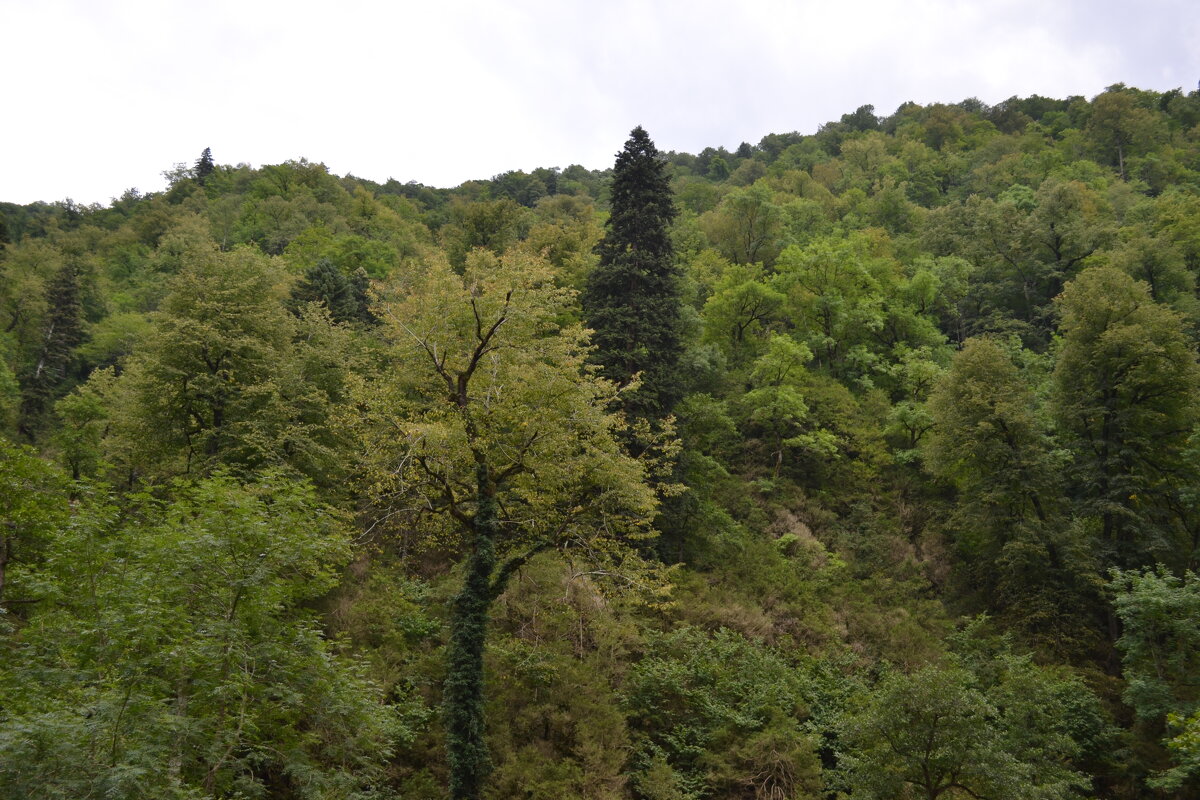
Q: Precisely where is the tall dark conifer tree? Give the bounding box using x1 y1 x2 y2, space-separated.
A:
194 147 215 185
288 258 376 325
583 126 682 419
19 265 85 437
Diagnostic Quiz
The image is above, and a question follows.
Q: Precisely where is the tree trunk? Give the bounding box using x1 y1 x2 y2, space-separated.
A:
168 678 189 785
445 463 498 800
0 533 8 603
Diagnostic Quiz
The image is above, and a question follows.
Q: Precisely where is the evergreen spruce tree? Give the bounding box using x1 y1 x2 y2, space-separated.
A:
290 258 355 322
583 126 682 419
19 264 85 437
289 259 377 325
194 147 215 185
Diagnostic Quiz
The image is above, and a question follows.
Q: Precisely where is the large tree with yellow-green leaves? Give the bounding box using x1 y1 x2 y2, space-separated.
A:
352 249 661 800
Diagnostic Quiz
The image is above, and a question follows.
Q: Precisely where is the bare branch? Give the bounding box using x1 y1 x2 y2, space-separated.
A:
460 291 513 400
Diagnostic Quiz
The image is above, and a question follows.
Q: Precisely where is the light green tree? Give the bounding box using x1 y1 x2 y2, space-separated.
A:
1112 567 1200 790
1087 89 1165 180
0 437 68 606
739 335 837 479
73 242 357 489
1112 567 1200 712
773 235 889 379
700 182 785 266
0 348 20 437
1156 710 1200 791
352 249 660 800
0 473 399 798
700 262 785 366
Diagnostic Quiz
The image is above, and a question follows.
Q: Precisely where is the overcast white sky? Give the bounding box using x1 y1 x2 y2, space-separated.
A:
3 0 1198 205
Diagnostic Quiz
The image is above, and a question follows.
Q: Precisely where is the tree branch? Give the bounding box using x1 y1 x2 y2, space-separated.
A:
459 291 513 403
415 454 473 529
489 540 555 601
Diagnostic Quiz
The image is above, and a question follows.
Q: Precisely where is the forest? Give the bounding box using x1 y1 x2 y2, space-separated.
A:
2 83 1200 799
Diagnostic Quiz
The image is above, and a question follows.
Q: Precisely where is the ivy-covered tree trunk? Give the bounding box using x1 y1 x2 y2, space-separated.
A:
358 252 657 799
0 533 9 604
445 462 498 800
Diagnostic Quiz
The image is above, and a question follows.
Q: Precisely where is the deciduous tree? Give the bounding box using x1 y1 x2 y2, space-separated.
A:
0 438 67 606
838 659 1094 800
355 250 659 800
1053 267 1200 568
927 338 1097 650
75 243 357 489
0 474 398 798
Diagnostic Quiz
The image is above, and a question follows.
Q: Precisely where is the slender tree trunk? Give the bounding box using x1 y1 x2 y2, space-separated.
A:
0 533 8 603
445 463 498 800
168 678 189 785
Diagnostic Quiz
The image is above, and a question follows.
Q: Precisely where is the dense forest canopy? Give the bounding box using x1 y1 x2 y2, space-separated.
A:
4 84 1200 799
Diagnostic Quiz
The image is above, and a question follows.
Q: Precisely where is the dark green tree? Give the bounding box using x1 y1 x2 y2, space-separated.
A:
837 654 1099 800
19 264 85 437
0 438 68 606
347 266 377 325
926 338 1099 652
623 627 821 799
1052 267 1200 569
583 126 683 419
841 103 880 131
289 258 375 325
194 147 215 185
291 259 353 321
